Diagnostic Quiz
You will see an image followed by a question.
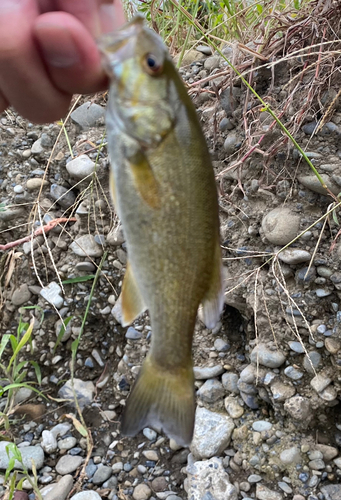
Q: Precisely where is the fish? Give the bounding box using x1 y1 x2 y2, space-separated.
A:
98 16 224 446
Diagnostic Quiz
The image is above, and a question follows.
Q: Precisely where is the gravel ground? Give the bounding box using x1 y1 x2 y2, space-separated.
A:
1 34 341 500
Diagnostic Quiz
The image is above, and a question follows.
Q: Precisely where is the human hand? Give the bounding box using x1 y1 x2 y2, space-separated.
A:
0 0 126 123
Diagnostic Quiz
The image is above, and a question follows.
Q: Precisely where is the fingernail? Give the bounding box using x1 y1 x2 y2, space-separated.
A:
37 25 80 68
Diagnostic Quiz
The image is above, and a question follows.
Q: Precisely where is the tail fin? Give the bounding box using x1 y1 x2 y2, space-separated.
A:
121 356 195 447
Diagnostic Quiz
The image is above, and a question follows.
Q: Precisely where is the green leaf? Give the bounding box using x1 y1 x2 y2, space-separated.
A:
9 320 34 369
62 275 96 284
0 382 41 398
12 360 28 380
0 334 11 359
256 3 263 14
30 361 42 385
54 316 73 353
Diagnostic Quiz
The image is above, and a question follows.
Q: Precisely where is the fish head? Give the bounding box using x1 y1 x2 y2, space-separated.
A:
98 16 178 148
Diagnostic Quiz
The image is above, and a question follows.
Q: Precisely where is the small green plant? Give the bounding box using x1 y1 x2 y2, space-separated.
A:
4 442 42 500
0 309 43 431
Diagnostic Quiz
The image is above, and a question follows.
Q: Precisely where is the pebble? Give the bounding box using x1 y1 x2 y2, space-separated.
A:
50 184 76 208
50 423 72 438
221 372 239 393
310 374 332 392
58 437 77 450
315 444 338 461
132 483 152 500
187 456 238 500
320 484 341 500
40 281 64 309
11 284 32 306
252 421 272 432
224 396 244 418
58 378 95 409
278 248 311 264
214 338 230 351
31 138 45 155
41 474 74 500
70 235 103 258
250 343 286 368
191 407 234 459
143 428 157 441
112 462 123 473
261 207 300 245
193 365 224 379
92 465 112 485
70 492 102 500
55 455 83 475
143 450 158 461
270 380 296 401
280 446 301 465
26 178 49 191
303 351 321 373
197 378 225 403
66 155 95 180
325 338 341 354
196 44 212 55
284 366 304 380
223 134 239 155
70 102 105 128
239 364 256 383
278 482 293 494
298 174 340 196
308 458 325 469
126 327 143 340
41 430 58 454
284 395 312 422
151 477 167 492
248 474 262 483
75 262 96 272
0 442 44 470
256 484 283 500
302 121 317 134
288 341 305 353
316 288 332 297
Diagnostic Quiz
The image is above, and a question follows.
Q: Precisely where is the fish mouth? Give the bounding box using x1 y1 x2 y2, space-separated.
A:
97 15 144 68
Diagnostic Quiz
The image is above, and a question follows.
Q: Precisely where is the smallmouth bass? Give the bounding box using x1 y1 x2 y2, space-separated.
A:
99 16 224 446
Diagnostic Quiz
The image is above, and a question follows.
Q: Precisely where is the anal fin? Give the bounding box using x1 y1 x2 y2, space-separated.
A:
121 262 146 327
201 239 225 329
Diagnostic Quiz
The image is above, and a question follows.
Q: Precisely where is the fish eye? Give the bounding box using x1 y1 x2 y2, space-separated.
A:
143 53 163 75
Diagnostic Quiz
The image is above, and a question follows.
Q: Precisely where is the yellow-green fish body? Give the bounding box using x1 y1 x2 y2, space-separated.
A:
99 16 224 446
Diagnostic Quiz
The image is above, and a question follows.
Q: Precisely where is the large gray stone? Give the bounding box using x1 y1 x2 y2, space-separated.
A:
66 155 95 180
187 457 238 500
190 407 234 459
262 207 300 245
250 343 286 368
55 455 83 475
320 484 341 500
70 102 105 128
0 442 44 471
70 235 103 258
58 378 95 409
40 475 74 500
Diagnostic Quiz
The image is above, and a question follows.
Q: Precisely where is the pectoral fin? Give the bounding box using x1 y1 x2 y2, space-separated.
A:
201 240 225 329
121 262 146 326
128 151 161 209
